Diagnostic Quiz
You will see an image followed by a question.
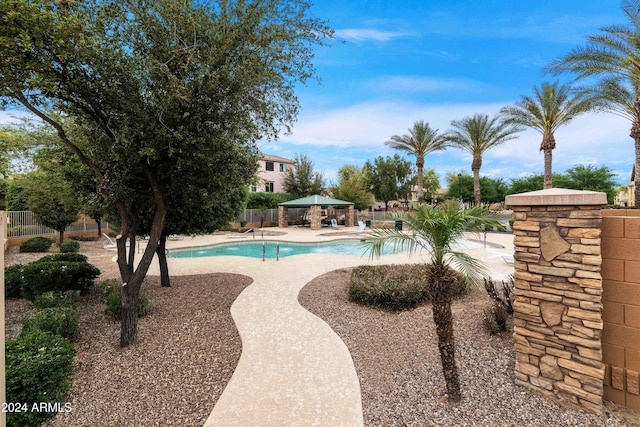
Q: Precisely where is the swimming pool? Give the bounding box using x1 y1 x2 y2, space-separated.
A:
167 239 403 259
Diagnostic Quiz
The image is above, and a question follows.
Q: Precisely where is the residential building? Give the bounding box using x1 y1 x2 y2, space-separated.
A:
629 165 636 207
252 154 294 193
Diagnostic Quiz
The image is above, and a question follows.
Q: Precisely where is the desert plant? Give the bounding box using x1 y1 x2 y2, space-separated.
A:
22 306 80 342
483 275 514 314
37 253 88 263
59 240 80 253
483 302 509 335
5 264 24 298
5 330 75 427
19 236 53 253
33 290 80 310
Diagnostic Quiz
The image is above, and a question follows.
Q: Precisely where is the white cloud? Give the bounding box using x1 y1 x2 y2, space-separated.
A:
335 28 409 42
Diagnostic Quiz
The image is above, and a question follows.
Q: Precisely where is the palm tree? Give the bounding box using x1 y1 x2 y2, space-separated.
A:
445 114 521 205
500 82 598 189
386 121 447 204
363 201 501 403
546 0 640 205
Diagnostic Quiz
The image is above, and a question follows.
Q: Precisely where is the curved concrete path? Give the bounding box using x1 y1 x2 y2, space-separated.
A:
145 228 515 426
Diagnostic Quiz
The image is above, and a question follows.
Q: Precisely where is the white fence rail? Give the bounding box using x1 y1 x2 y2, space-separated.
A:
7 211 111 239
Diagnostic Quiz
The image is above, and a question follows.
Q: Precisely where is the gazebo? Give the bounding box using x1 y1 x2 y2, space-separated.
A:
278 195 355 230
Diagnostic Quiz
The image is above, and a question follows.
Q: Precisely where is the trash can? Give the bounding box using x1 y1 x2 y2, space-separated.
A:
365 220 371 227
395 220 403 230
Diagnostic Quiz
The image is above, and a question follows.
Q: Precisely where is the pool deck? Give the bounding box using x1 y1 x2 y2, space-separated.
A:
144 226 515 426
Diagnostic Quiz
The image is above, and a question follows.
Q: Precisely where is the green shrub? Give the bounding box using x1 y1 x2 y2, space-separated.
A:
19 261 101 301
5 330 75 427
348 264 467 311
22 306 80 342
19 236 53 253
33 290 80 310
5 264 24 298
38 253 88 263
104 284 150 320
59 240 80 253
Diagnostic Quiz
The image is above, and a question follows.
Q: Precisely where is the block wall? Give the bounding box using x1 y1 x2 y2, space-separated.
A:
601 209 640 411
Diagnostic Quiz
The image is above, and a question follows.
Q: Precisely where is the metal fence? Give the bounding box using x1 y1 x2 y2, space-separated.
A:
7 211 112 238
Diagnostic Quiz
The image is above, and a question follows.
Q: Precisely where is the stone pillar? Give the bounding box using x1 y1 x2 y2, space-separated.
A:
345 206 354 227
505 189 607 414
309 205 321 230
278 206 288 228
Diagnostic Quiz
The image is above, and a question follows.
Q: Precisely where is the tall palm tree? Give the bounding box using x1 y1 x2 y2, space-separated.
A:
386 120 447 204
546 0 640 205
500 82 598 189
445 114 521 205
363 201 501 403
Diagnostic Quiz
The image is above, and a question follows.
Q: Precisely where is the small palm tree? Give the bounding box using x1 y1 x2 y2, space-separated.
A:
363 201 501 403
500 82 597 189
445 114 520 205
386 121 447 204
546 0 640 205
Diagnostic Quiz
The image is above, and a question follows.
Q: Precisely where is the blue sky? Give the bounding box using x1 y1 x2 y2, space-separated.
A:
0 1 633 188
262 0 634 187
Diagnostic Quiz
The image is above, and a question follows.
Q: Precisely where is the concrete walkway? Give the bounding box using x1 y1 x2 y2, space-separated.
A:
144 227 515 426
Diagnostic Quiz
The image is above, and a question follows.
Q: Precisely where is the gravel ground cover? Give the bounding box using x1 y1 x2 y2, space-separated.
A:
5 241 252 426
5 240 640 426
299 268 640 427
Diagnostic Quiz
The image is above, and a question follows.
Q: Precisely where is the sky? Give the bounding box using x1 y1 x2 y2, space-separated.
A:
260 0 634 187
0 1 634 188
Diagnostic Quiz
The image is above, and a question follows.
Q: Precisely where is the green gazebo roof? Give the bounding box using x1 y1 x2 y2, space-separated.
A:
278 194 354 207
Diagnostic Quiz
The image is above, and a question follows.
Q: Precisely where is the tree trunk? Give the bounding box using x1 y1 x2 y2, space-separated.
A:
416 156 424 204
428 265 461 403
631 94 640 207
471 155 482 206
120 280 140 347
540 133 556 190
59 229 64 244
96 214 102 238
157 235 170 287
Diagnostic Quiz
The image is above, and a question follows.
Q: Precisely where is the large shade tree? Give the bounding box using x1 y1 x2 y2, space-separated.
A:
445 114 521 205
331 164 372 210
363 154 413 211
284 153 325 197
546 0 640 205
364 201 501 403
0 0 332 347
386 120 447 203
500 82 598 189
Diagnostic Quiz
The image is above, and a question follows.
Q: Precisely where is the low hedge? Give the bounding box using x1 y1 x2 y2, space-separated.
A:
59 240 80 253
33 290 80 310
37 253 88 263
19 261 101 301
5 264 24 298
19 236 53 253
102 280 150 320
22 306 80 342
348 264 467 311
5 330 75 427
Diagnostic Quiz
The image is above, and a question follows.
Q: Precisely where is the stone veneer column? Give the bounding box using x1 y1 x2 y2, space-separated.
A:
345 206 354 227
309 205 321 230
505 189 607 414
278 206 288 228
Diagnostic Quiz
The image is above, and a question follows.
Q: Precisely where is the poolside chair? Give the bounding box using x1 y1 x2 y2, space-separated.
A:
350 221 367 234
330 218 340 229
502 255 515 266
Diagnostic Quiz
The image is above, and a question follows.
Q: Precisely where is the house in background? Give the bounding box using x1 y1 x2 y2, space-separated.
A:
252 154 293 193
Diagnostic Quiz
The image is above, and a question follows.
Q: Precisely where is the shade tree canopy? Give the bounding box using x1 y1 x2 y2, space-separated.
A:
0 0 332 347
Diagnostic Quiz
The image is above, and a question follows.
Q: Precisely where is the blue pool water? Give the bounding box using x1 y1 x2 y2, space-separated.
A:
167 239 403 259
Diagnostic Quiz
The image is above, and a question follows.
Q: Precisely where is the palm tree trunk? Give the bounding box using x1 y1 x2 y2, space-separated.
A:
471 155 482 206
428 265 461 403
540 133 556 190
416 156 424 204
632 97 640 207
